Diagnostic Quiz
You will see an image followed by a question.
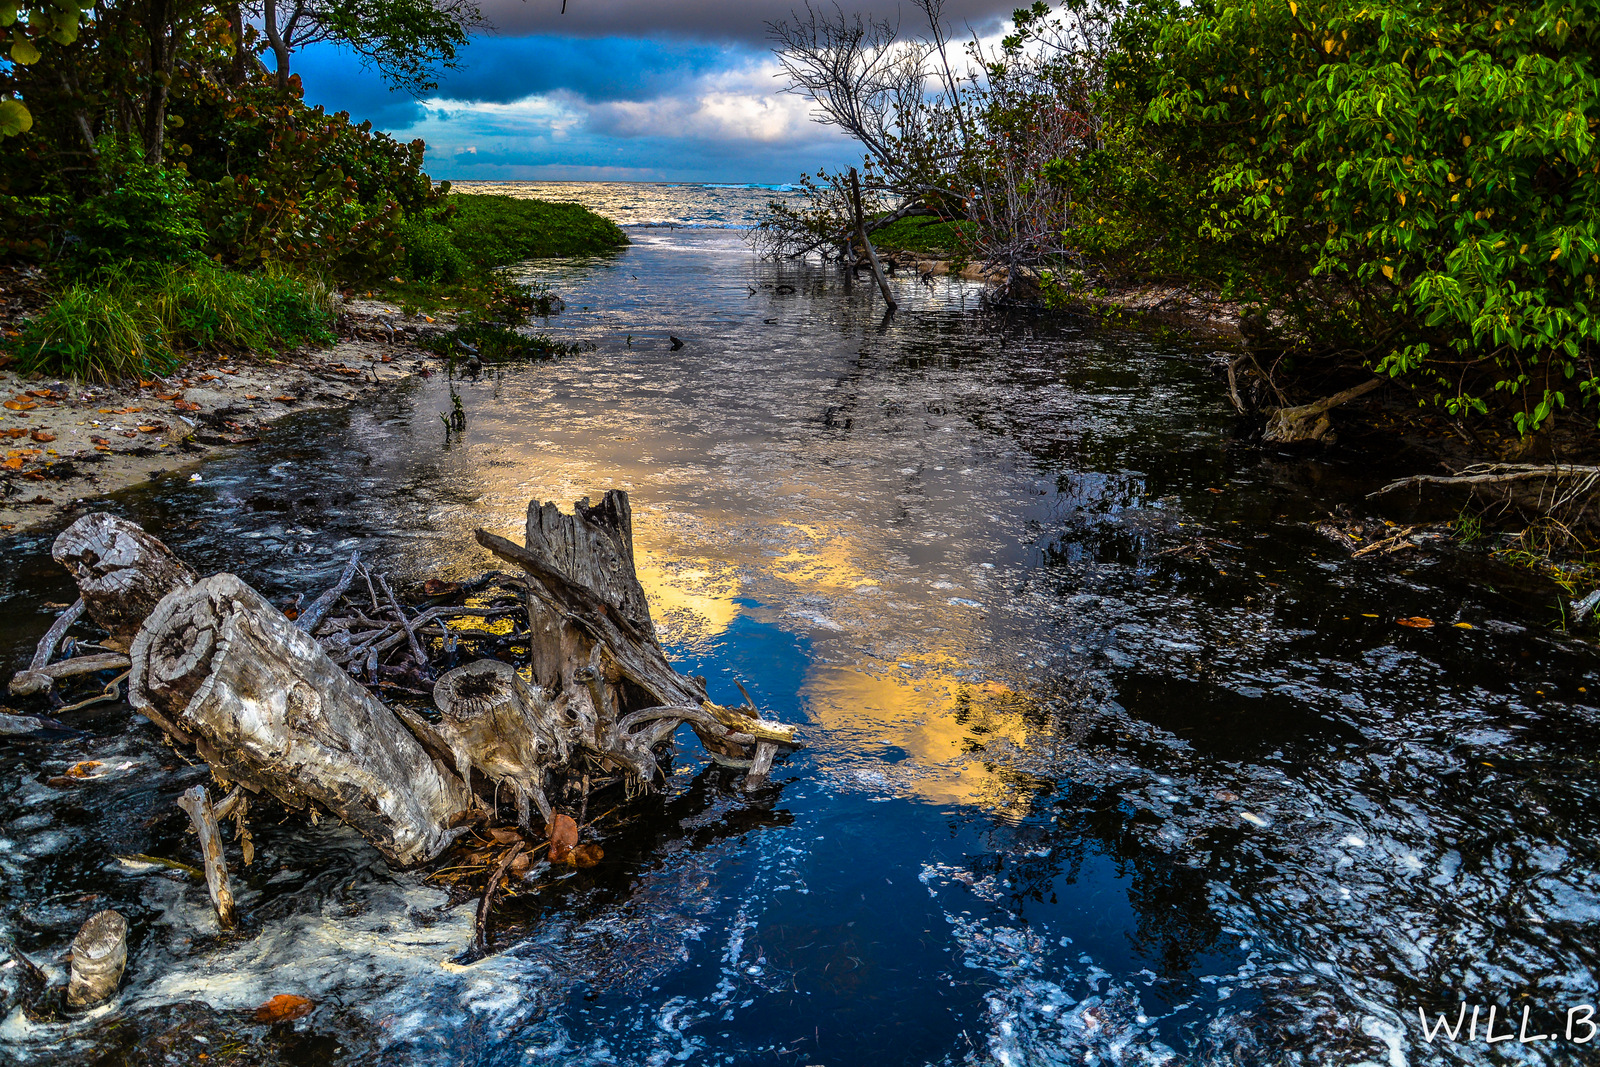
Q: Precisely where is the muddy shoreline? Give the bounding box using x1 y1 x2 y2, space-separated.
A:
0 300 449 535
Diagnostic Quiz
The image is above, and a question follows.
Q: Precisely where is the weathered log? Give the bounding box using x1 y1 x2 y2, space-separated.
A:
1262 379 1382 443
53 514 196 646
66 909 127 1008
8 652 131 698
177 785 235 930
743 742 778 791
129 574 471 866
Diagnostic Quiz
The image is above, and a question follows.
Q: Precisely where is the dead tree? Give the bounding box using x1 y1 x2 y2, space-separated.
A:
52 514 196 647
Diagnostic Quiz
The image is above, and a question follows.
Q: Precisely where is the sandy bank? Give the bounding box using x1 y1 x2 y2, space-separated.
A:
0 300 448 535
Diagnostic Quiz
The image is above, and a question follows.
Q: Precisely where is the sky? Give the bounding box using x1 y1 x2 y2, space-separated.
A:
294 0 1021 184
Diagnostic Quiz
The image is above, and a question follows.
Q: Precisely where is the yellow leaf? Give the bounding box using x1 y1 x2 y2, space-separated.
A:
1463 135 1472 147
9 37 40 65
1381 264 1394 279
1398 192 1406 205
1551 247 1563 261
1289 0 1296 13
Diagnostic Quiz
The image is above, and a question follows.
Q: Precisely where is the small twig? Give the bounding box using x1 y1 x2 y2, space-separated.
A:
57 670 130 713
733 678 760 711
30 598 84 671
474 841 525 956
376 571 431 677
296 550 362 634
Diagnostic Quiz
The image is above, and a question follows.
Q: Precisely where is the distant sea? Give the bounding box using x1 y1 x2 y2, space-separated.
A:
447 180 805 230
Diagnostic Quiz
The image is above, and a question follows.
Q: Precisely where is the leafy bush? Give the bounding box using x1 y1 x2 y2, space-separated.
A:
398 217 472 282
870 217 962 256
444 194 627 264
11 261 335 381
66 146 207 272
1079 0 1600 431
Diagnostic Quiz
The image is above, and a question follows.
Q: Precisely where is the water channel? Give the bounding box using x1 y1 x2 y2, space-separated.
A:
2 186 1597 1066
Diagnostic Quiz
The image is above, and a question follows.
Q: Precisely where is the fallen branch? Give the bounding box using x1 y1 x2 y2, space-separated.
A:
177 785 235 930
1369 463 1600 498
474 840 526 956
66 910 127 1008
1263 378 1382 443
8 652 131 698
295 550 361 634
29 598 84 672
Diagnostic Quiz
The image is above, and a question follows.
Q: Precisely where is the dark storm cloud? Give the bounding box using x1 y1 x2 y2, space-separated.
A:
478 0 1020 43
297 36 731 112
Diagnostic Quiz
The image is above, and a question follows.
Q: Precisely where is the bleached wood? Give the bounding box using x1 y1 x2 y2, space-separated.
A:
53 514 196 644
129 574 471 866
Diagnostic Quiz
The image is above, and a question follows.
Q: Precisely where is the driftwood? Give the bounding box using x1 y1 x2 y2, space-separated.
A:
8 653 130 698
129 574 470 866
52 514 196 646
474 490 797 793
66 910 127 1008
1370 463 1600 499
176 786 235 930
1263 378 1382 443
20 495 799 905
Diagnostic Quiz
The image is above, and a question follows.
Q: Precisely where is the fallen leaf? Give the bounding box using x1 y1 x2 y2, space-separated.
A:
1397 616 1434 628
273 396 298 403
4 399 36 411
508 851 533 877
119 430 137 438
253 994 314 1023
24 389 57 399
547 813 579 864
29 429 54 443
197 374 218 382
244 394 260 400
173 399 201 412
422 579 461 597
138 380 155 388
154 392 182 401
1453 621 1473 629
27 494 51 502
138 424 166 433
0 455 24 470
571 843 603 868
90 436 111 446
3 427 26 438
65 760 102 778
487 827 525 845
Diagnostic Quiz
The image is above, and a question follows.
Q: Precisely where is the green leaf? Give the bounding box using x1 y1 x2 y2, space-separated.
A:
10 36 40 64
0 97 32 137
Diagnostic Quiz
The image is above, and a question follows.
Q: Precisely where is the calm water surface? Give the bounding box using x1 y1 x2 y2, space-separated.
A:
1 212 1597 1066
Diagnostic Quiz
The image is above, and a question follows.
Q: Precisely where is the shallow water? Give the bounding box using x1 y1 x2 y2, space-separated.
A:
2 225 1598 1066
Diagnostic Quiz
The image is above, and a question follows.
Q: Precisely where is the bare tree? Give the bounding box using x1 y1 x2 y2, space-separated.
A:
760 1 1115 298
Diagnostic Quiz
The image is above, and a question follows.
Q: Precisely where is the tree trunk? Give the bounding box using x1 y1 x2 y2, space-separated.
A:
53 513 197 648
850 167 897 311
142 0 178 165
129 574 471 867
262 0 292 90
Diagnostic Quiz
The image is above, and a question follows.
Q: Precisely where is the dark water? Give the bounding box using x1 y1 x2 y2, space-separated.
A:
2 228 1598 1066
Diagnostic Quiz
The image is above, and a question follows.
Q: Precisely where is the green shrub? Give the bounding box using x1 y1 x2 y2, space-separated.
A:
11 262 335 381
398 217 471 282
67 147 207 272
442 194 627 266
871 217 962 257
12 281 173 381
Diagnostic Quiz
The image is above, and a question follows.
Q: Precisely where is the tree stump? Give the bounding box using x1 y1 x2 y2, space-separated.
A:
66 910 127 1008
129 574 471 867
53 514 197 647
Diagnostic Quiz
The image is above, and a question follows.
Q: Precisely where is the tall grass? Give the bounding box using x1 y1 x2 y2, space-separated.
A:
11 261 336 381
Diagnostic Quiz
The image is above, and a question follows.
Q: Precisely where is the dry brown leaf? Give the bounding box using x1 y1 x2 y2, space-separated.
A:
65 760 102 778
2 428 26 438
547 813 579 864
173 399 201 412
572 843 604 868
0 455 24 471
486 827 525 845
1396 617 1434 629
154 392 182 401
4 399 37 411
138 424 166 433
273 396 298 403
29 429 54 443
253 994 314 1023
422 579 461 597
90 436 111 446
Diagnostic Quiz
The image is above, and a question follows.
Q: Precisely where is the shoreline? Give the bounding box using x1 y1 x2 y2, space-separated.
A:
0 300 445 536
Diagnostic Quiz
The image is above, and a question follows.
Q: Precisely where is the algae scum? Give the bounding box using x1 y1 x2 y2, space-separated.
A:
2 225 1598 1066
